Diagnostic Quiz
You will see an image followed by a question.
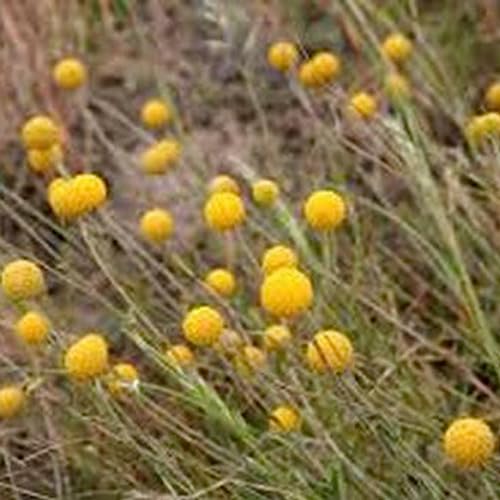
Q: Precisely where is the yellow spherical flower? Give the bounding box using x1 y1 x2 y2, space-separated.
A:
64 333 109 381
267 41 298 72
443 418 495 468
165 344 195 368
214 329 244 356
47 178 70 219
107 363 139 395
306 330 353 374
204 192 246 231
141 99 172 129
466 112 500 145
260 268 313 318
485 82 500 112
1 259 45 301
311 51 341 85
349 92 377 119
140 208 174 244
53 57 87 90
304 190 346 231
384 72 411 101
21 116 60 150
269 405 301 432
27 144 62 174
208 175 240 195
263 325 291 351
261 245 298 276
15 311 50 345
182 306 224 346
252 179 279 207
205 268 236 298
141 139 182 174
381 33 413 64
0 386 25 419
298 61 320 88
234 345 267 376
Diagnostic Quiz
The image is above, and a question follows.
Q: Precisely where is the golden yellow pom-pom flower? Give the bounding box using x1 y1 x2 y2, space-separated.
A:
306 330 353 374
381 33 413 64
260 268 313 318
205 268 236 298
269 405 301 432
384 72 411 101
304 190 346 231
141 99 172 129
0 386 25 419
311 51 341 85
234 345 267 376
165 344 195 368
443 417 495 468
27 144 62 174
261 245 298 276
298 61 320 88
182 306 224 346
107 363 139 395
466 113 500 145
485 82 500 112
15 311 50 345
140 208 174 244
252 179 279 207
204 192 246 231
214 329 243 356
53 57 87 90
263 325 291 351
1 259 45 301
141 139 182 174
64 333 109 381
349 92 377 119
21 116 60 150
267 41 298 72
208 175 240 195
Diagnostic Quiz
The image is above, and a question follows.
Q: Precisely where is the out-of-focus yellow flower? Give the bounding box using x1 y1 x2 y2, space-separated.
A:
381 33 413 64
298 61 320 88
1 259 45 301
261 245 298 276
21 116 60 150
234 345 266 376
15 311 50 345
0 386 25 419
269 405 301 432
384 72 411 101
165 344 195 368
214 329 244 356
204 268 236 298
141 99 172 129
53 57 87 90
306 330 353 374
204 192 246 231
140 208 174 244
304 190 346 231
310 51 341 85
267 41 298 72
485 82 500 112
208 175 240 195
107 363 139 396
182 306 224 346
263 325 291 351
141 139 181 174
27 144 62 174
64 333 109 381
466 112 500 145
252 179 279 207
349 92 377 119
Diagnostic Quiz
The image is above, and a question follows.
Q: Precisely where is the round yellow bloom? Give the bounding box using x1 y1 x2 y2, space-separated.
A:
306 330 353 374
64 333 109 381
311 51 341 85
304 190 346 231
384 72 411 100
234 345 267 376
1 259 45 301
182 306 224 346
252 179 279 207
466 112 500 145
208 175 240 195
214 329 244 356
15 311 50 345
27 144 62 174
205 268 236 298
140 208 174 244
141 99 171 129
165 344 195 368
260 268 313 318
141 139 181 174
263 325 291 351
53 57 87 90
381 33 413 64
485 82 500 112
261 245 298 276
267 41 298 72
204 192 246 231
298 61 320 88
0 386 25 419
349 92 377 119
107 363 139 395
443 418 495 468
269 405 301 432
21 116 60 150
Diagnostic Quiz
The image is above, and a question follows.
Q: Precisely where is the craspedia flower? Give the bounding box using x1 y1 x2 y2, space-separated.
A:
0 386 25 419
349 92 377 119
204 192 246 231
466 113 500 146
261 245 298 276
384 72 411 101
267 41 298 72
165 344 195 368
140 208 174 244
27 144 62 174
141 139 181 174
141 99 172 129
47 178 70 219
485 82 500 112
204 268 236 298
304 190 346 231
1 259 45 301
64 333 109 381
443 417 495 468
310 51 341 85
381 33 413 64
269 405 301 432
252 179 279 207
234 345 267 376
214 329 243 356
53 57 87 90
208 175 240 195
107 363 139 396
263 325 291 351
15 311 50 345
260 268 313 318
306 330 353 374
21 116 60 150
298 61 320 88
182 306 224 346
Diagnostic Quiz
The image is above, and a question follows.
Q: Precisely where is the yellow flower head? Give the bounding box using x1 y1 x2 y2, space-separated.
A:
0 386 25 419
165 344 195 368
140 208 174 244
141 99 172 129
182 306 224 346
466 112 500 146
384 72 411 101
298 61 320 88
64 333 109 381
260 268 313 318
381 33 413 64
204 192 246 231
21 116 60 150
107 363 139 395
252 179 279 207
263 325 291 351
205 268 236 298
306 330 353 374
311 51 341 85
234 345 267 376
214 329 244 356
208 175 240 195
1 259 45 301
349 92 377 119
141 139 182 174
304 190 346 231
261 245 298 276
53 57 87 90
443 417 495 468
267 41 298 72
27 144 62 174
485 82 500 112
15 311 50 345
269 405 301 432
